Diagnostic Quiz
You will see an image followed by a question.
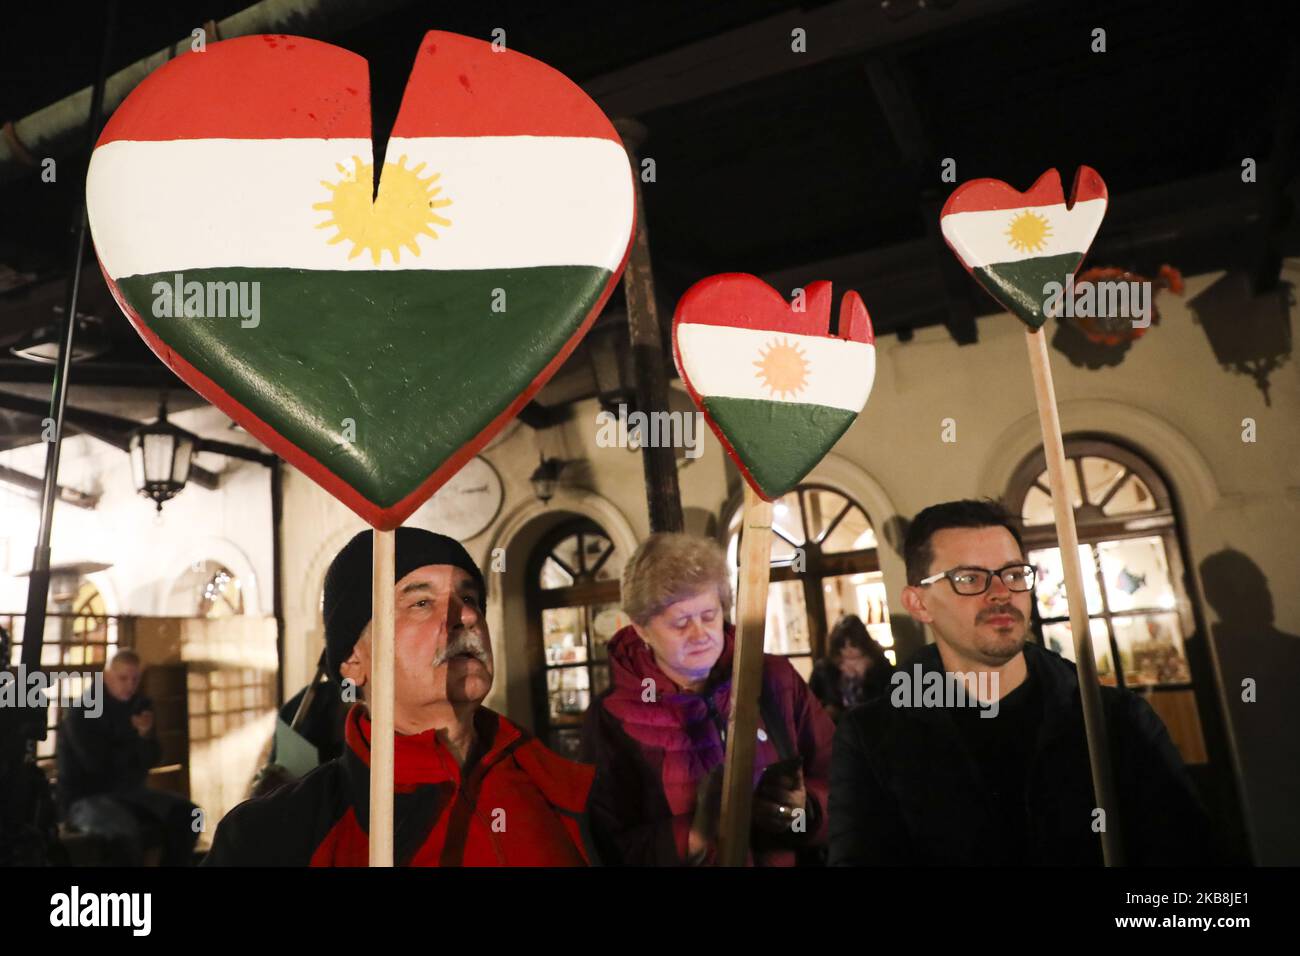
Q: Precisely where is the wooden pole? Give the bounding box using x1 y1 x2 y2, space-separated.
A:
1024 326 1123 865
717 485 773 866
369 528 395 867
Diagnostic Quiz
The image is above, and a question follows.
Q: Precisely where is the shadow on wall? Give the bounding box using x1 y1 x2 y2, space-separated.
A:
879 514 910 561
1187 272 1293 406
878 513 926 662
684 506 718 539
1199 548 1300 865
887 615 927 664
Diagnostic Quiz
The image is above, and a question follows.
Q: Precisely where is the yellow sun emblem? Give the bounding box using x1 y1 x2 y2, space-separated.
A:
753 337 810 399
313 154 452 265
1005 210 1051 253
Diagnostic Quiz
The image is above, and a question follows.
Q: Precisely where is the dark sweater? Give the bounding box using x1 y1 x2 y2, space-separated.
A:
829 641 1218 865
948 666 1042 864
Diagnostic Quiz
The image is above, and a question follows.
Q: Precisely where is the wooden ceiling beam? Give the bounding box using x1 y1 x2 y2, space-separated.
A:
582 0 1036 117
864 53 977 345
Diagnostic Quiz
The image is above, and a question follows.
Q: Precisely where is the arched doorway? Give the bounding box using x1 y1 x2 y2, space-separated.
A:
524 518 629 759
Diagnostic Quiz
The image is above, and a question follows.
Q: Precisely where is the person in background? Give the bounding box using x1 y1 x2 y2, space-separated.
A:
57 650 200 865
809 614 895 722
582 532 835 866
249 651 347 798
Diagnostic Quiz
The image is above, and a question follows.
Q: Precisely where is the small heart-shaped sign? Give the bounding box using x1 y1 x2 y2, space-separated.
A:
940 167 1108 329
673 275 875 501
87 32 634 529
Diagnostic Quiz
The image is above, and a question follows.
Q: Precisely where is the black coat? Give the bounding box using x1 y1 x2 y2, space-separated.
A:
56 694 160 813
828 641 1218 865
809 657 894 716
274 682 345 767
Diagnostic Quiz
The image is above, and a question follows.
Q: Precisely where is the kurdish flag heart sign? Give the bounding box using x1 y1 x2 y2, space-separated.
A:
940 167 1107 329
673 275 875 501
87 31 634 529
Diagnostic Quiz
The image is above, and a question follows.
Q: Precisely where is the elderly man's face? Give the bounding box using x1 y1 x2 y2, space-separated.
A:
104 659 142 702
345 565 493 710
634 587 725 691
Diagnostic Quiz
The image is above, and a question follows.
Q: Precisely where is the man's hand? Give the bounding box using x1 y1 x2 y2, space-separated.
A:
753 765 807 835
130 710 154 737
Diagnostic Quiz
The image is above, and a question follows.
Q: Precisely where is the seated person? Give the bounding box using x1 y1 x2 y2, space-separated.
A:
205 528 597 866
582 532 835 866
829 499 1217 865
809 615 894 721
57 650 199 865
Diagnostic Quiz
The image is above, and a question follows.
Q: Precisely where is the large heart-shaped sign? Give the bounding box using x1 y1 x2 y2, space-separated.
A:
673 275 875 501
940 166 1108 329
87 32 634 529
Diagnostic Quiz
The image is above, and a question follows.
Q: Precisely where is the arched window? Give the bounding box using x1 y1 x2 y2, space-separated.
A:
170 560 244 618
526 519 628 760
198 564 244 618
1008 440 1193 687
1006 437 1211 764
69 580 111 666
725 484 894 679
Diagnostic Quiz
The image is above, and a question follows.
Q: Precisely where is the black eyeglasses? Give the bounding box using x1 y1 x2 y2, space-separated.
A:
918 564 1036 596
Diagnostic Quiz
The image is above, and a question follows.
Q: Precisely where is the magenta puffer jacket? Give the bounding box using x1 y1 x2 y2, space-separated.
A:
580 622 835 865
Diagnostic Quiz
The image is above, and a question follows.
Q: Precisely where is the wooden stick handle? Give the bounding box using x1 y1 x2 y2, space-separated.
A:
1024 326 1123 865
717 484 774 866
369 528 395 867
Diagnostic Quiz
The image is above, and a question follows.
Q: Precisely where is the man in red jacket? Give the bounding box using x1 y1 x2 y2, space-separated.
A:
204 528 597 866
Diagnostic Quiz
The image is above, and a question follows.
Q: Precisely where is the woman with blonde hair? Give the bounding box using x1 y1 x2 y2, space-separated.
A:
581 532 834 865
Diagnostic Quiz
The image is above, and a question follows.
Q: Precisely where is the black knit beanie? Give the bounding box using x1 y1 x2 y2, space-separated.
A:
323 527 487 684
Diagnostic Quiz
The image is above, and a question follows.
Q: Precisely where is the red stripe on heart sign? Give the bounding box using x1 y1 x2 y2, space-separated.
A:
98 36 370 144
672 274 874 344
392 32 623 140
942 166 1107 216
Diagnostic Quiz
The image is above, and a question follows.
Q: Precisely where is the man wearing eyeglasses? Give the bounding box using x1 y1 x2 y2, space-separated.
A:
828 498 1215 865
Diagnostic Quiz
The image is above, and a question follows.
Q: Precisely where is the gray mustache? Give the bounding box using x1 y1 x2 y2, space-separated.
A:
433 630 489 667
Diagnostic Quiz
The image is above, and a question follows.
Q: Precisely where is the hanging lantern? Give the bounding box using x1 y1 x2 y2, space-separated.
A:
128 398 196 511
